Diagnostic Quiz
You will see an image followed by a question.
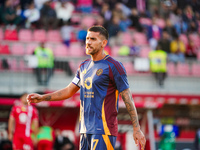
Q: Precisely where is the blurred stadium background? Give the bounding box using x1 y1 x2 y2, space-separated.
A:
0 0 200 149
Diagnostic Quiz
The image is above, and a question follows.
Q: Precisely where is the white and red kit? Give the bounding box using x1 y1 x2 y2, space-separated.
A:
10 104 38 150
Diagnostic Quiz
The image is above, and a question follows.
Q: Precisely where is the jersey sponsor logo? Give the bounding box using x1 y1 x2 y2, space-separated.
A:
82 69 87 74
84 92 94 98
19 113 27 124
84 77 92 90
96 69 103 76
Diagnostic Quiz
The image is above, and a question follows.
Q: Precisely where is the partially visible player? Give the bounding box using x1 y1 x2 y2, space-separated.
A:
8 93 39 150
27 26 146 150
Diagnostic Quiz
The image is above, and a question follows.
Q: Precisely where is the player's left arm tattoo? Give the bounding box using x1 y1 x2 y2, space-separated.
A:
120 88 140 129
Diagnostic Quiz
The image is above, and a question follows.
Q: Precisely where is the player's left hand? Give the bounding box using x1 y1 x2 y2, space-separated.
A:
133 129 146 150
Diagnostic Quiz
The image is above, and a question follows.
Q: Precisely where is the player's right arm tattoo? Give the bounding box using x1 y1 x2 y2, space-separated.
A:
44 91 63 101
44 96 51 101
120 89 139 129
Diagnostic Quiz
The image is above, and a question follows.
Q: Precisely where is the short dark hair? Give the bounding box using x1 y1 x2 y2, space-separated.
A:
20 92 28 99
88 25 109 40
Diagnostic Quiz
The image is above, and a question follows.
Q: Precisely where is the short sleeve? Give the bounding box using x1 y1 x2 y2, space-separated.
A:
10 106 16 118
32 107 39 120
112 62 129 93
72 68 81 87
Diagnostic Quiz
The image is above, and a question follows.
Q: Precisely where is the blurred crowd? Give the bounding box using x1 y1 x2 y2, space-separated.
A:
0 0 200 87
0 0 199 59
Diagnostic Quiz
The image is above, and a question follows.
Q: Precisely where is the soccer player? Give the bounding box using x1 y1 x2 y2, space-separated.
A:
27 26 146 150
8 93 39 150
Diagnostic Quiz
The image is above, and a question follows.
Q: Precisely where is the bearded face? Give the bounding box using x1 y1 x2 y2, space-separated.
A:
85 31 105 56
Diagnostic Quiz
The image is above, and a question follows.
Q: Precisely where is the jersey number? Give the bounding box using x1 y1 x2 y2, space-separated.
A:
92 139 99 150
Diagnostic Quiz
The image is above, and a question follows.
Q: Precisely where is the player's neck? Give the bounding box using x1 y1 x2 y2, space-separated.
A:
21 102 28 106
91 51 106 61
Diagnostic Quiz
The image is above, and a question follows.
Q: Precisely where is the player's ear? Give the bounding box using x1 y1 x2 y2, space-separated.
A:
102 39 108 48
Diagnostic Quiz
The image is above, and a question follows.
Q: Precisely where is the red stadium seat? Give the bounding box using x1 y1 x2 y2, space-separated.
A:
70 32 78 42
4 29 18 41
120 32 133 46
167 63 176 76
176 63 190 76
139 17 152 26
155 18 166 29
45 42 54 50
68 42 84 56
179 34 188 46
191 63 200 77
33 29 47 42
188 33 200 47
197 51 200 61
123 62 135 75
0 28 4 40
69 60 82 73
18 29 32 42
46 30 62 42
11 43 25 55
26 43 38 55
71 13 82 25
140 46 151 58
133 32 148 46
111 46 120 57
0 44 10 55
81 16 96 28
54 44 69 57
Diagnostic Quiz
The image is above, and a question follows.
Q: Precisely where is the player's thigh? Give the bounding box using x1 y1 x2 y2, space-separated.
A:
23 136 34 150
80 134 90 150
13 135 23 150
80 134 116 150
38 140 53 150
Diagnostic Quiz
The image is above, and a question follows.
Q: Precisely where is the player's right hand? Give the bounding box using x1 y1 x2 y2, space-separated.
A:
27 93 43 105
8 133 13 141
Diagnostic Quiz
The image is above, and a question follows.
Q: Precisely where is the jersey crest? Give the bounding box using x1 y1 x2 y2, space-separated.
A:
96 68 103 76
